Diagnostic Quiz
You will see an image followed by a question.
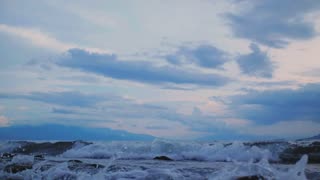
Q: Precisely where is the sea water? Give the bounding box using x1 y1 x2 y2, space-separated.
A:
0 139 319 179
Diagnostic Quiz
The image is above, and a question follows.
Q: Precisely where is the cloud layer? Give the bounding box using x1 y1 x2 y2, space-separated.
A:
0 91 111 107
165 45 228 68
56 48 230 86
236 43 274 78
231 83 320 124
227 0 320 48
1 1 320 140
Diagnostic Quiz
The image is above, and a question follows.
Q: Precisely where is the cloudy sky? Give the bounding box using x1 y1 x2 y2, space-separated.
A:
1 0 320 140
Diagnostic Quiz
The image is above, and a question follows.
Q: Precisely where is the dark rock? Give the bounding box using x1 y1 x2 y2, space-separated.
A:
4 164 32 174
34 154 45 161
306 169 320 180
223 143 232 147
68 159 82 164
153 156 173 161
140 166 148 170
13 141 76 156
106 164 131 172
35 160 63 172
236 175 266 180
279 142 320 163
0 153 16 165
1 153 16 161
311 141 320 146
39 164 54 172
67 159 105 175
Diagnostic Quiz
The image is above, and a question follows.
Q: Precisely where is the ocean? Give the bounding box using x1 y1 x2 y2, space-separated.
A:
0 139 319 179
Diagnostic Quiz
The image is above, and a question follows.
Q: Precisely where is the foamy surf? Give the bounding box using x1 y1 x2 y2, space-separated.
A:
0 139 319 179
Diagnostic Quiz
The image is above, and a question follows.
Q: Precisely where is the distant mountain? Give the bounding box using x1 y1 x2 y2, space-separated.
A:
195 130 275 141
0 124 155 141
297 134 320 141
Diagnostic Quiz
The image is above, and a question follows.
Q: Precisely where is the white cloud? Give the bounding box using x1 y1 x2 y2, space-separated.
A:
98 117 203 140
0 24 110 53
17 106 29 111
69 8 119 29
0 116 9 127
271 36 320 84
0 24 72 51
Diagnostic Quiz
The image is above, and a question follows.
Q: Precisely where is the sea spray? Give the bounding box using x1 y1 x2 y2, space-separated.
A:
0 140 318 179
62 139 276 162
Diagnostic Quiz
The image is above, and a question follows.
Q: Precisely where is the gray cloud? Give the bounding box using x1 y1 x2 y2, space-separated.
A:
237 43 274 78
227 0 320 48
165 45 228 68
0 91 114 107
56 49 230 87
230 83 320 124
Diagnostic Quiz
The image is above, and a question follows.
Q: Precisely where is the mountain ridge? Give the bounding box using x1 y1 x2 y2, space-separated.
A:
0 124 155 141
297 134 320 141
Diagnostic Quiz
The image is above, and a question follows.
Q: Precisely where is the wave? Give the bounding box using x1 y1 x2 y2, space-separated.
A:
1 139 319 179
61 139 284 162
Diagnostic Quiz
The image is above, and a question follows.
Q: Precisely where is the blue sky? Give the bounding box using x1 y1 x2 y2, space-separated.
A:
1 0 320 140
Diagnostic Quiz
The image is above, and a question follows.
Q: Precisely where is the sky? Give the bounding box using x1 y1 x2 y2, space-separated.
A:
0 0 320 140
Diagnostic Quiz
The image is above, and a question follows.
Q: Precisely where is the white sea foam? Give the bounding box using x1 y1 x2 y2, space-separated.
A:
209 155 308 179
3 156 308 180
0 141 21 153
62 139 277 162
11 155 34 165
1 140 318 179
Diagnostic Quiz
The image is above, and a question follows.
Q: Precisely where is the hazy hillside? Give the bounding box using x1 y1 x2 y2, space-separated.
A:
0 124 155 141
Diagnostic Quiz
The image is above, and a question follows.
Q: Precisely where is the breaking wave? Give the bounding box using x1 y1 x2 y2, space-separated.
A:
0 139 319 179
62 139 279 162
